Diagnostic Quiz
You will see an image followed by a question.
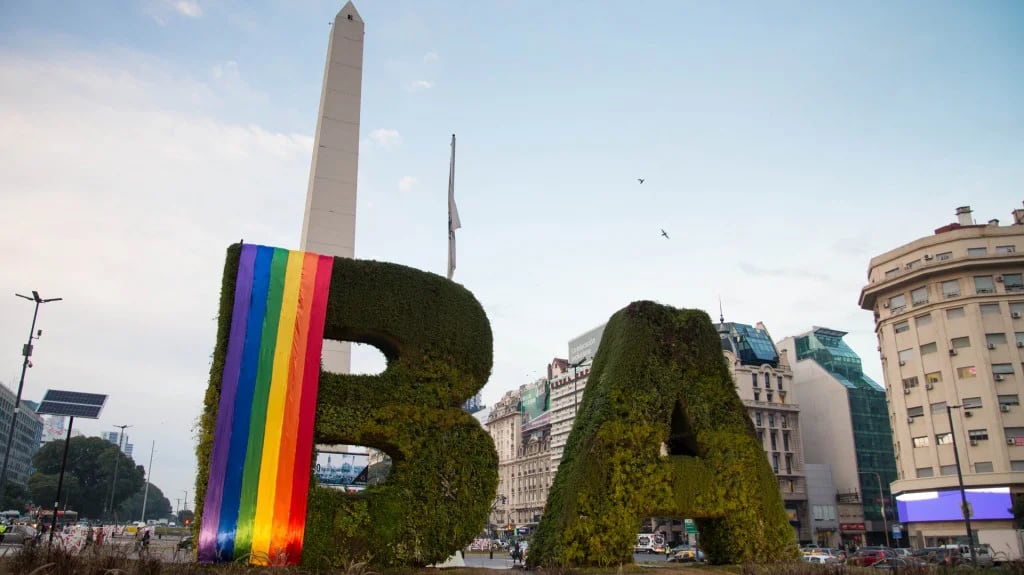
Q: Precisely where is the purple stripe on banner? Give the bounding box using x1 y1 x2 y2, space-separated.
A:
199 244 257 562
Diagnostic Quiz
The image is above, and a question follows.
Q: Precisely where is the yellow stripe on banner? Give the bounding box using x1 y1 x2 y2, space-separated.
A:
250 250 304 564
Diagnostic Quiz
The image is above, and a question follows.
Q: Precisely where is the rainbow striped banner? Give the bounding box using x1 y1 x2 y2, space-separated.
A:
198 244 334 564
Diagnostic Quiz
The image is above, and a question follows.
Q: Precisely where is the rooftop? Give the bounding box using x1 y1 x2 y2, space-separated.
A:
718 322 780 367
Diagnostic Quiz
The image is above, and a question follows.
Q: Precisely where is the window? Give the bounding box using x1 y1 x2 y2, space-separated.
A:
937 251 953 261
772 453 779 474
1013 302 1024 316
968 247 988 257
894 320 910 334
783 431 791 451
921 342 938 355
1017 333 1024 346
813 505 837 521
754 391 761 401
975 462 994 473
908 406 925 418
752 373 758 387
987 333 1008 347
998 395 1020 406
913 436 930 448
777 376 783 389
906 259 922 270
903 376 919 389
1005 274 1024 292
898 348 914 363
975 276 996 294
1006 427 1024 441
916 313 933 327
781 415 789 428
885 268 899 279
755 412 762 426
942 280 961 298
766 391 774 402
770 431 778 450
963 396 983 410
889 294 906 312
917 467 935 478
912 286 929 305
981 303 1001 315
936 432 953 445
926 371 943 384
1012 461 1024 472
957 366 977 379
968 429 989 441
997 245 1016 254
768 414 776 427
947 307 966 320
940 465 958 476
952 336 971 349
993 363 1015 375
785 453 793 474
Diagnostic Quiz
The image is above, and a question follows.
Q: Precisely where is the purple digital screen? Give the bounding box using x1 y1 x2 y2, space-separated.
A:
896 488 1013 522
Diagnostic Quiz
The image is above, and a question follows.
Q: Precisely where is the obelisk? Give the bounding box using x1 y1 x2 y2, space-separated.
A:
300 1 363 374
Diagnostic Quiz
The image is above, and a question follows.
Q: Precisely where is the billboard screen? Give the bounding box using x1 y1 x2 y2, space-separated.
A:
521 379 550 426
314 451 368 489
895 487 1013 522
568 324 606 365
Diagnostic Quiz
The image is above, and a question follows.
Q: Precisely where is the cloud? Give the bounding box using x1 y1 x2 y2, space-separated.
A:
0 47 311 507
405 80 434 92
423 51 439 64
171 0 202 18
398 176 418 193
737 262 832 282
368 128 402 149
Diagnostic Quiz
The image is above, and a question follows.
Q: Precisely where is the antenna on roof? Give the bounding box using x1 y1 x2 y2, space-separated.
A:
718 297 725 324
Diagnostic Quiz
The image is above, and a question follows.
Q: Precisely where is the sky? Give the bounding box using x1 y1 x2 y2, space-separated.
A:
0 0 1021 513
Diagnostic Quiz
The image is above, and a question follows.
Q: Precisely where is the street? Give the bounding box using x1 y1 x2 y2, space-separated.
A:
463 551 674 570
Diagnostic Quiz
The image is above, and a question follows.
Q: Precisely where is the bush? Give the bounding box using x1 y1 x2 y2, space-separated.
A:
528 302 799 568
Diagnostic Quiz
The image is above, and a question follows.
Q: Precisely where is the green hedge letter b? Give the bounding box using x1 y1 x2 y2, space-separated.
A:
528 301 799 568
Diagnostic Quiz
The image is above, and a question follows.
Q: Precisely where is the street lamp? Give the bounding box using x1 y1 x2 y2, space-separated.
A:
946 404 979 565
569 358 587 416
106 424 131 520
0 291 61 508
858 471 890 547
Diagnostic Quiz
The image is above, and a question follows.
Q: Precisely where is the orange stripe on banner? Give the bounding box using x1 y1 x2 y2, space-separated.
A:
268 251 317 559
284 254 334 560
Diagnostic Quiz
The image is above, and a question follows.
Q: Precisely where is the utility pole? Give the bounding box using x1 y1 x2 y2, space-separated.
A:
106 424 130 520
140 440 155 522
947 405 978 565
0 291 61 508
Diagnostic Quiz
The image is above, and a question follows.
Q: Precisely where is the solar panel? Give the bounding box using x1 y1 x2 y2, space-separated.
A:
41 390 107 406
35 389 108 419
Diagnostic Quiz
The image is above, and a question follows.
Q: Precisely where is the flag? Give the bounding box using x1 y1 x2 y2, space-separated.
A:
447 134 461 280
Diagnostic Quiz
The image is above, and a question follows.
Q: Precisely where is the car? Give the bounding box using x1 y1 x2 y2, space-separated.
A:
169 521 177 527
177 535 193 551
871 557 929 569
891 547 912 558
667 546 705 563
0 524 38 546
914 546 962 566
804 554 837 564
847 547 896 567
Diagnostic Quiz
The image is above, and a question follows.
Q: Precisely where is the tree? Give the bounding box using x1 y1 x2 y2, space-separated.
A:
177 509 194 526
117 483 173 521
28 436 145 520
1 480 29 512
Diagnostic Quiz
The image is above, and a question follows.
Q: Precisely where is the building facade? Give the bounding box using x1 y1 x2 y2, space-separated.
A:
859 203 1024 547
0 383 44 487
719 321 811 543
805 464 843 547
100 430 134 458
778 327 897 547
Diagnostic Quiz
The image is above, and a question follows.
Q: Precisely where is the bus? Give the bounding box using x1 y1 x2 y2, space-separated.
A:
635 532 666 554
33 510 78 528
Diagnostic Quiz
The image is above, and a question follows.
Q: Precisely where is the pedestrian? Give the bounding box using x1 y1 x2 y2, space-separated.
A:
513 540 521 564
95 526 105 547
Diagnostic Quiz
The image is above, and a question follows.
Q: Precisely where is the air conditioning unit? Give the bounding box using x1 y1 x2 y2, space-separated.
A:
1018 341 1024 348
906 417 915 424
883 302 890 308
926 383 935 390
971 439 979 446
989 343 998 350
1014 312 1022 319
1001 404 1011 412
1010 438 1018 446
996 375 1006 382
965 411 974 417
997 275 1004 282
949 349 958 356
904 388 912 395
899 360 907 366
923 253 934 260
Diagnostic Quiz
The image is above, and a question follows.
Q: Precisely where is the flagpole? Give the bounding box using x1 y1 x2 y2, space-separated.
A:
447 134 460 280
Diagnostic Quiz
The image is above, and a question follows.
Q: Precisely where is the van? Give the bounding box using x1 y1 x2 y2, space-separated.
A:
634 533 666 554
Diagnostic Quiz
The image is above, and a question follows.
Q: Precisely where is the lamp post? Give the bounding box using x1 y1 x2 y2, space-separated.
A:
858 470 890 547
106 424 130 520
0 291 61 509
569 358 587 416
946 404 978 565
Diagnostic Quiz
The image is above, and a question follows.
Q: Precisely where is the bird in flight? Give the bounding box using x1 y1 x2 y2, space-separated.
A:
637 178 645 184
660 229 670 239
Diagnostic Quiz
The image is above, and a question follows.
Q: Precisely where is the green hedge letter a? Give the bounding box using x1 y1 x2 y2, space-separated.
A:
528 301 799 568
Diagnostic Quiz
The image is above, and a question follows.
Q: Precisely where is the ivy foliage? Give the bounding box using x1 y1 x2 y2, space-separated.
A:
196 244 498 569
528 301 798 568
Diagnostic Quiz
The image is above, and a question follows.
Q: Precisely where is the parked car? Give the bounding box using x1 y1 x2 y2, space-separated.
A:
0 525 38 546
667 546 705 563
892 547 913 558
804 554 838 564
913 546 962 566
871 557 929 569
848 547 896 567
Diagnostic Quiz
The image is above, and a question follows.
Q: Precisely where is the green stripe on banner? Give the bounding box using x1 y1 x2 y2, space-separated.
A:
234 247 289 557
